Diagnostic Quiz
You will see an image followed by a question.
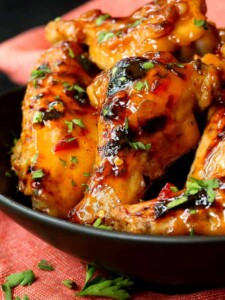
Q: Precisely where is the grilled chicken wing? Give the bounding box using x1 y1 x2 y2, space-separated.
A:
111 105 225 235
45 0 218 70
12 42 98 218
69 52 220 225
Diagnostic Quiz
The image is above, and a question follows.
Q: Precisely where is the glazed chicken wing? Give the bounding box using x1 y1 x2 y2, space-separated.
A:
45 0 218 70
12 42 98 218
69 52 220 225
111 105 225 235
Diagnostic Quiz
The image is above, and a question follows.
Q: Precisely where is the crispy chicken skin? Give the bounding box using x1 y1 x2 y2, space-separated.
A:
111 106 225 235
45 0 218 70
11 42 98 218
69 52 220 225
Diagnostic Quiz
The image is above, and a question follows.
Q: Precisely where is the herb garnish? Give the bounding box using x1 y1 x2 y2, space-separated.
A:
31 154 39 166
63 82 85 93
62 279 76 289
129 141 151 151
1 270 35 300
194 19 208 30
68 47 75 58
124 117 129 133
5 171 12 178
32 111 44 124
71 156 78 163
38 259 54 271
30 64 51 81
65 119 85 132
32 169 44 180
83 172 91 177
64 120 73 133
98 31 115 43
59 158 67 167
130 18 143 28
96 14 111 26
93 218 112 230
71 180 77 187
134 80 149 91
76 264 133 300
141 61 154 70
167 177 220 209
14 295 29 300
72 118 85 128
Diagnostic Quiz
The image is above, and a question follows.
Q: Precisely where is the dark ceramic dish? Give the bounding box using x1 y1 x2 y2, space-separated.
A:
1 88 225 288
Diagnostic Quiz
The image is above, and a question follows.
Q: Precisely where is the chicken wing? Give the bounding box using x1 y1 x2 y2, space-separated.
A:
45 0 218 70
12 41 98 218
111 105 225 235
69 52 220 225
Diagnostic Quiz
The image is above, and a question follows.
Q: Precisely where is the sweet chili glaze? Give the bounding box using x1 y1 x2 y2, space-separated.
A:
111 106 225 235
69 52 221 225
12 42 99 218
45 0 219 70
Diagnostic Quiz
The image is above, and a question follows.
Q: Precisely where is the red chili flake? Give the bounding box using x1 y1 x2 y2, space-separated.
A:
157 183 178 201
53 135 78 152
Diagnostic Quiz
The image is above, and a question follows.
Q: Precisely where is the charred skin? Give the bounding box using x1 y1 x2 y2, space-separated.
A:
11 42 98 218
69 52 220 225
111 106 225 235
45 0 219 69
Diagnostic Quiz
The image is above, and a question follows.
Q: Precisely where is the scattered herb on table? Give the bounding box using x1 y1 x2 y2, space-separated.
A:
38 259 54 271
1 270 35 300
76 264 134 300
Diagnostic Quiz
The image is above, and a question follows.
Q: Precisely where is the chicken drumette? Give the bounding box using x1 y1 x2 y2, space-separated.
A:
69 52 221 225
12 42 98 218
46 0 218 69
111 105 225 235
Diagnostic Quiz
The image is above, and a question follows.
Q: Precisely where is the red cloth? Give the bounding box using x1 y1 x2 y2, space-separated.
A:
1 210 225 300
1 0 225 299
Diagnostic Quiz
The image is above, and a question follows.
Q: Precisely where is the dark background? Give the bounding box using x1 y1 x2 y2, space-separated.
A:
0 0 88 94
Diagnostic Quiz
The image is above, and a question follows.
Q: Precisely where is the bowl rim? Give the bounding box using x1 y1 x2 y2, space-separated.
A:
1 193 225 244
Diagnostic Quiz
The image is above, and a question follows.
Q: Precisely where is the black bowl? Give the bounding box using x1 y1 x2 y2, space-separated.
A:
1 88 225 288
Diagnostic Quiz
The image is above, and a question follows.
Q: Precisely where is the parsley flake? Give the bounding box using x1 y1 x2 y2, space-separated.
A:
93 218 112 230
170 186 179 192
124 117 129 133
32 111 44 124
76 264 133 300
96 14 111 26
5 171 12 178
167 177 220 210
83 172 91 177
129 141 151 151
2 270 34 300
71 180 77 187
72 118 85 128
71 156 78 163
98 31 115 43
62 279 76 289
68 47 75 58
141 61 154 70
130 18 143 28
32 169 44 180
194 19 208 30
59 158 67 167
38 260 54 271
30 65 51 80
134 80 149 91
64 120 73 133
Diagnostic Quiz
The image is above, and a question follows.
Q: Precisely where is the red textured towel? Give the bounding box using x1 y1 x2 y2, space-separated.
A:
1 0 225 299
